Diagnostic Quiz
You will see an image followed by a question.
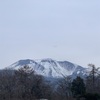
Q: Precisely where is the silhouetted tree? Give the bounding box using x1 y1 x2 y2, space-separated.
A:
71 76 86 100
86 64 100 93
56 76 72 100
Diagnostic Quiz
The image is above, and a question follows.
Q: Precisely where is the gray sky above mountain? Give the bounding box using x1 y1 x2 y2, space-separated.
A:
0 0 100 68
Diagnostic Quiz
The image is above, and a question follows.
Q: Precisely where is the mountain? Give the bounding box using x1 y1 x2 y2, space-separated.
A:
7 58 89 79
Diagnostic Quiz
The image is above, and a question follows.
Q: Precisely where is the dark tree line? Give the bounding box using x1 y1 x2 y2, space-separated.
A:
0 66 52 100
55 64 100 100
0 64 100 100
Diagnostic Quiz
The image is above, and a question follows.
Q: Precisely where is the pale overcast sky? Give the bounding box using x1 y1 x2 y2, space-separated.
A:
0 0 100 68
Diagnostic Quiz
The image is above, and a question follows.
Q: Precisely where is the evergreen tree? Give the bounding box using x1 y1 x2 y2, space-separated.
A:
87 64 100 92
71 76 86 100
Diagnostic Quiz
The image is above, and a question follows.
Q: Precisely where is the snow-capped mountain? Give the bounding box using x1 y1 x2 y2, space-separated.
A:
7 58 88 78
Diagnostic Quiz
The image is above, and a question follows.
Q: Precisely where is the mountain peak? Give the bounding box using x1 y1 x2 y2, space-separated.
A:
7 58 87 78
40 58 55 62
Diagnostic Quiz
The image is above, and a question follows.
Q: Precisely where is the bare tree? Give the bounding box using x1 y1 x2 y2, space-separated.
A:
86 64 100 93
56 77 72 100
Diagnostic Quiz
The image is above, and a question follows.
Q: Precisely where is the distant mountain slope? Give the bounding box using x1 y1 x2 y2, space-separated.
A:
7 58 89 78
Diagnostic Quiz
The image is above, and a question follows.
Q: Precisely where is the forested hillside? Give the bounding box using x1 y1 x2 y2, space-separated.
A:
0 64 100 100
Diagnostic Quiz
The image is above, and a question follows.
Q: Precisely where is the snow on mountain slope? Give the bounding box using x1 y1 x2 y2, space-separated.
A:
7 58 87 78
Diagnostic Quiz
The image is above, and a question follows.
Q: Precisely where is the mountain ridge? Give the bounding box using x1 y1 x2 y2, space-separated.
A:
7 58 89 78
